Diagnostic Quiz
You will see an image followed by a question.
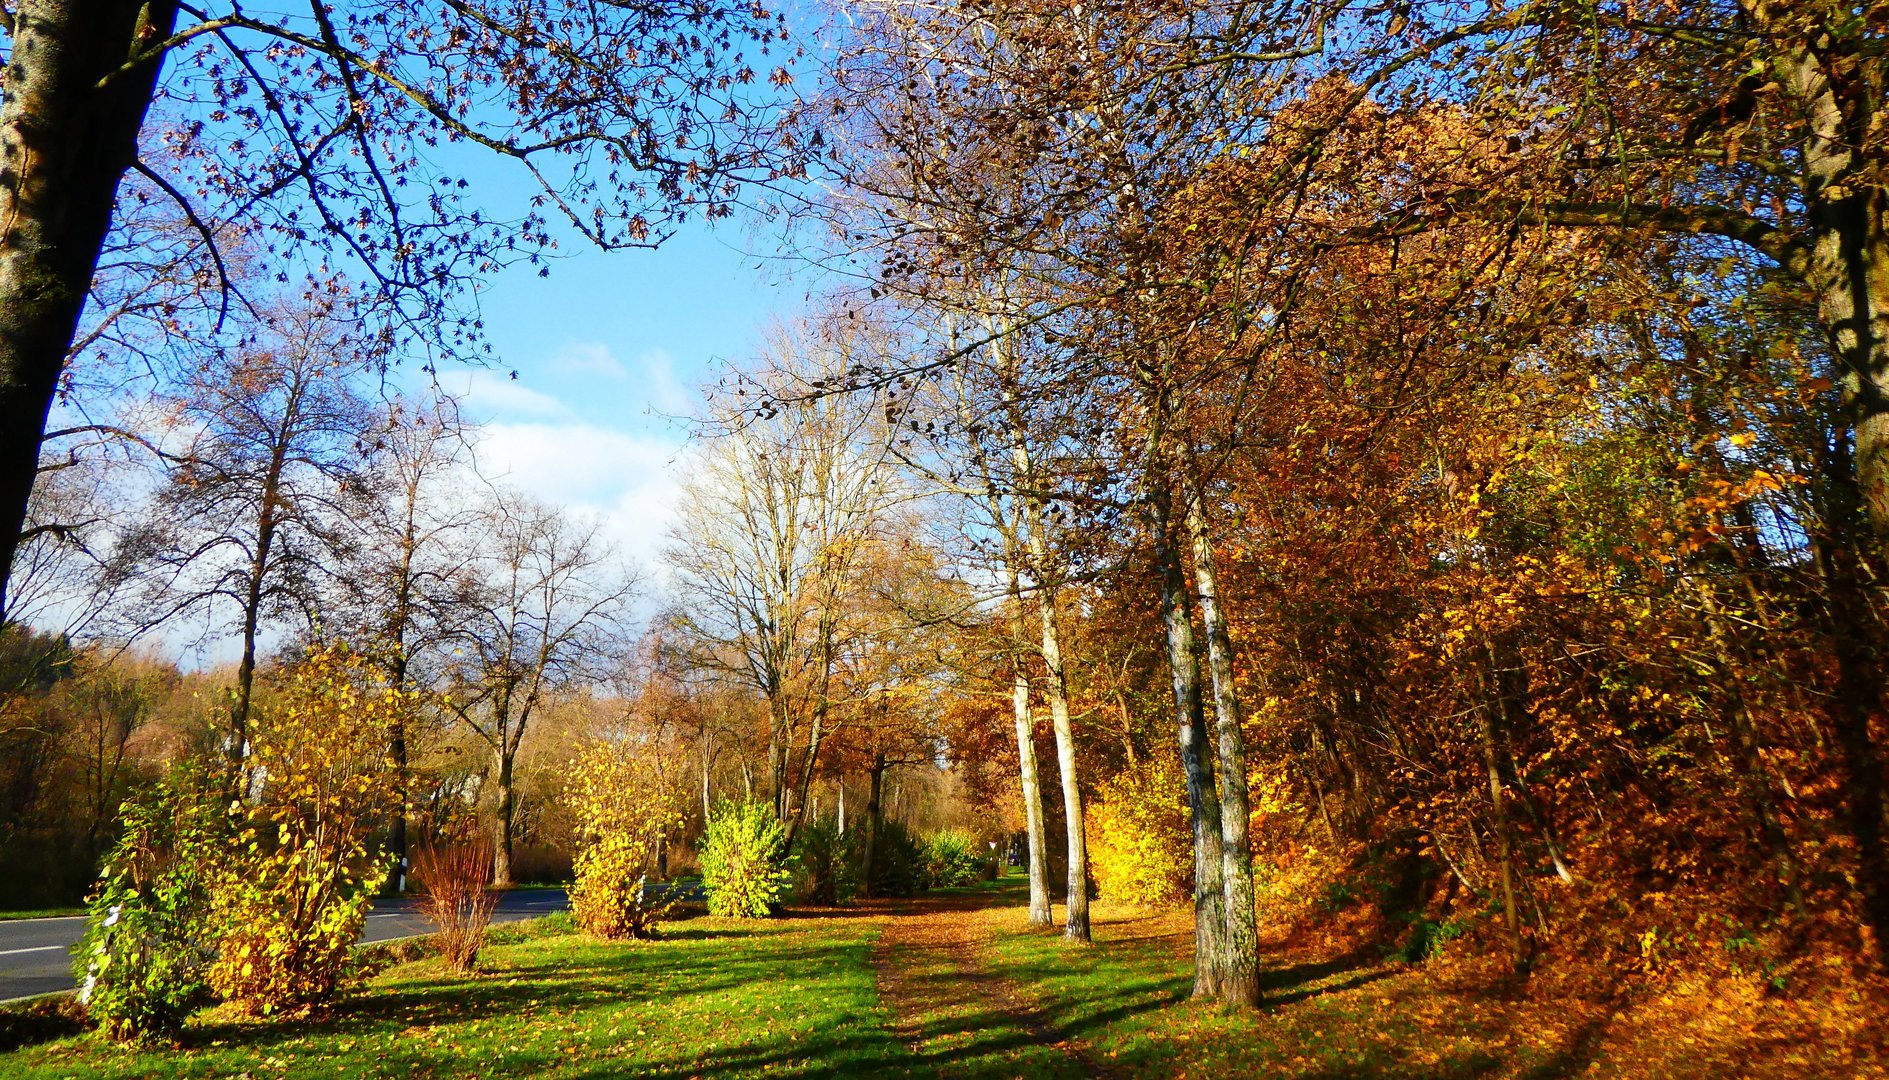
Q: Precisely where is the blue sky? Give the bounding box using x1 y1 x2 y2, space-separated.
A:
415 215 808 578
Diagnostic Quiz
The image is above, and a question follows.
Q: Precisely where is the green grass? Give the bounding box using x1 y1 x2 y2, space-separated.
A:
3 915 924 1079
0 908 85 921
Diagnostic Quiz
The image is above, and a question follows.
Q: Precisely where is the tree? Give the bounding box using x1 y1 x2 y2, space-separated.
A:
0 0 799 618
666 324 898 841
113 297 377 777
341 396 477 890
436 491 635 887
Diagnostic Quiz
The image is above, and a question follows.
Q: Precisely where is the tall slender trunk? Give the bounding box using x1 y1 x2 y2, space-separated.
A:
861 751 886 899
1476 647 1524 969
1002 364 1091 942
1178 462 1258 1004
1036 580 1091 943
1008 571 1054 928
767 688 791 820
386 504 418 893
492 744 515 888
784 626 836 854
230 447 287 783
0 0 180 618
1150 479 1229 998
1814 436 1889 965
1765 28 1889 965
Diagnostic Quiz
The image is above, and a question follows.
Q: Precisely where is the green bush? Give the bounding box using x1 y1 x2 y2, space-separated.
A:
74 766 226 1041
794 815 859 905
921 829 986 889
699 800 795 917
864 819 924 898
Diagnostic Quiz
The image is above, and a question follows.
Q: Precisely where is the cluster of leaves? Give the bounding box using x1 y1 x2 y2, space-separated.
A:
794 815 860 906
699 800 796 918
864 820 926 900
1086 757 1192 909
919 829 989 890
74 764 225 1040
75 645 403 1035
207 646 403 1014
565 738 683 939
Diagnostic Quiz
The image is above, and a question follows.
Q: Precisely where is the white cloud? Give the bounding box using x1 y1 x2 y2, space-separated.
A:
470 420 690 575
450 369 570 419
548 341 628 380
632 348 693 418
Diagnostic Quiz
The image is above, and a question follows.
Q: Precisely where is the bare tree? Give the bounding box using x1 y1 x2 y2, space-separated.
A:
0 0 799 615
113 297 378 775
435 491 636 887
665 324 899 843
339 396 478 889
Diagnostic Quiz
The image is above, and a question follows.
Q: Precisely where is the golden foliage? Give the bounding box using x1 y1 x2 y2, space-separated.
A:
565 737 682 939
208 645 404 1014
1086 755 1192 908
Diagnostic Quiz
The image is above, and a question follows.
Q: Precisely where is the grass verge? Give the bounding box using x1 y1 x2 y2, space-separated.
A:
0 909 84 921
1 912 921 1079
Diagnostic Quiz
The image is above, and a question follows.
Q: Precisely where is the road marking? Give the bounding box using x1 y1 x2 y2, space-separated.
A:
0 945 64 957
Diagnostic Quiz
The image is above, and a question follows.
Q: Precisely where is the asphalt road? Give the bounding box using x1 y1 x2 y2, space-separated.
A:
0 888 568 1003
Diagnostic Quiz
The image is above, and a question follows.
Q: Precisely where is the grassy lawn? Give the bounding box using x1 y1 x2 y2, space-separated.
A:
3 915 923 1080
974 906 1521 1079
8 878 1881 1078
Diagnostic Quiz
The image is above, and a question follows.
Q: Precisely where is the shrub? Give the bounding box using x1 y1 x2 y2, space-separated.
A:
566 738 682 939
864 819 924 898
794 815 859 905
413 837 499 970
699 800 794 917
921 829 986 889
1087 755 1192 907
207 645 402 1015
74 766 226 1040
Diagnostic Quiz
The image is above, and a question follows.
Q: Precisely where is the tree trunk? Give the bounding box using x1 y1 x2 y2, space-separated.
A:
1766 35 1889 964
492 746 515 888
1150 479 1230 999
1477 651 1524 969
230 452 285 785
767 691 790 820
0 0 179 619
1010 615 1054 928
1179 462 1258 1005
1035 580 1092 943
1812 435 1889 966
861 751 886 899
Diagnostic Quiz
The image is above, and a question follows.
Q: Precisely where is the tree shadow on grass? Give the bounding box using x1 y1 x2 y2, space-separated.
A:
174 938 854 1052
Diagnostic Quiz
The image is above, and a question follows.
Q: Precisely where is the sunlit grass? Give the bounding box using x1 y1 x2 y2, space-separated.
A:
4 915 921 1079
0 908 84 921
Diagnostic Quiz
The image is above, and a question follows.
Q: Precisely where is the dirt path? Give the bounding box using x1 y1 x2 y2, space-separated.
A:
870 892 1121 1080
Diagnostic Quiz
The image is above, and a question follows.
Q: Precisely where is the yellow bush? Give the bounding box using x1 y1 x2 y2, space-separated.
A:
208 646 404 1014
1087 755 1192 907
565 738 682 939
